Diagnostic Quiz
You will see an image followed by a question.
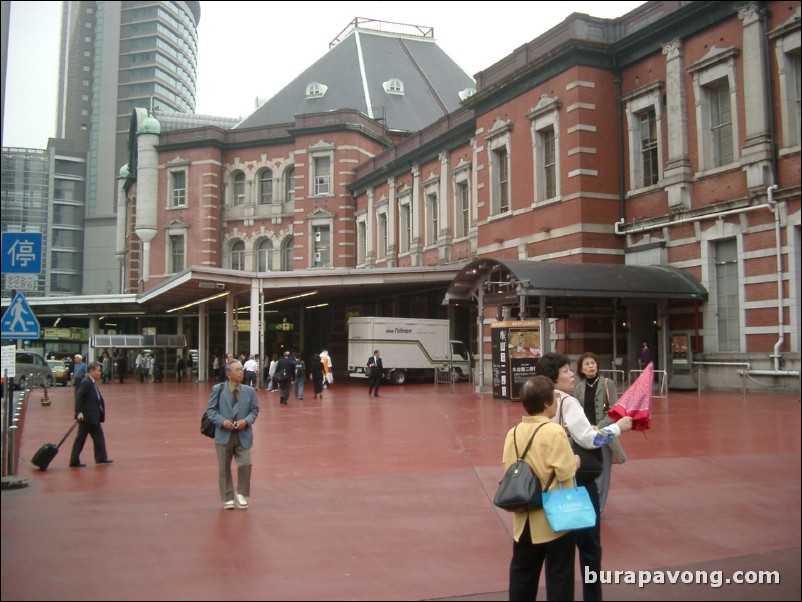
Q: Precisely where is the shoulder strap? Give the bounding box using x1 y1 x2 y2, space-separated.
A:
604 378 610 413
515 422 548 461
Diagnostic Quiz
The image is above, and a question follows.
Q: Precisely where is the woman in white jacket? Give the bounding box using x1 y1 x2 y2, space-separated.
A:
535 353 632 602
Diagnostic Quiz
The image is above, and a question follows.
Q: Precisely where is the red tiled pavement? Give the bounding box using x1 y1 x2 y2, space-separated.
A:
1 380 800 601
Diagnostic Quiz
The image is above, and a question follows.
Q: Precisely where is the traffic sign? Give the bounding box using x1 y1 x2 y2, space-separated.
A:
1 292 41 340
1 232 43 274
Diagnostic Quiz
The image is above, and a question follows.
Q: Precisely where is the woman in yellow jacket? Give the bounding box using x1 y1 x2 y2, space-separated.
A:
502 375 579 601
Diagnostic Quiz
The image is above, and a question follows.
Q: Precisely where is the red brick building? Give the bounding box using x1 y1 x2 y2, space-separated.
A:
121 2 799 392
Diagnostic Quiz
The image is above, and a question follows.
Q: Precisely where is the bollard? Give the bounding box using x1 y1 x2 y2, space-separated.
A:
41 382 51 406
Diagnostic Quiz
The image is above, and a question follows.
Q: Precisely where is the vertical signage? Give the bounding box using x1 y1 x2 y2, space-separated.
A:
491 320 543 400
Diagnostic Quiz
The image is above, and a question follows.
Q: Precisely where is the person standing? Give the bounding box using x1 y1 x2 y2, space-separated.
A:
267 353 279 391
176 353 186 383
574 352 627 514
321 349 332 388
134 351 144 382
311 354 325 399
505 376 578 601
71 354 87 392
219 353 232 382
205 360 259 509
275 351 296 405
101 352 112 384
115 352 127 384
69 361 113 467
243 354 258 388
535 352 632 602
367 349 383 397
638 340 653 370
294 355 306 400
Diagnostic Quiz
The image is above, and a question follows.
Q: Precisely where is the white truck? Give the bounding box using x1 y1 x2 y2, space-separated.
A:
347 317 470 385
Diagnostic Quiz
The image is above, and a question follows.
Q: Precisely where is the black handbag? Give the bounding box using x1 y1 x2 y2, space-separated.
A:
494 423 551 512
200 384 222 438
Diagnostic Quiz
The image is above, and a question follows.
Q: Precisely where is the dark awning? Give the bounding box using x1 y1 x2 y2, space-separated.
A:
445 259 708 304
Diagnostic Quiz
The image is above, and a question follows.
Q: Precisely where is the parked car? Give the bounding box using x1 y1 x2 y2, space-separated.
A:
14 351 54 389
47 359 70 386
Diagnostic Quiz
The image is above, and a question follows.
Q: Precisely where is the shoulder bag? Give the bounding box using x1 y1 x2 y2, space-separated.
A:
541 477 597 531
200 384 222 438
493 423 552 512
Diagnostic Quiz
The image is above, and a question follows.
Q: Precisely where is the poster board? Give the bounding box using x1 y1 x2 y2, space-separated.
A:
491 320 542 400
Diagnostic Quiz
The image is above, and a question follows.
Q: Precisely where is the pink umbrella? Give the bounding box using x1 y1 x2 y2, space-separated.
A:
608 362 653 431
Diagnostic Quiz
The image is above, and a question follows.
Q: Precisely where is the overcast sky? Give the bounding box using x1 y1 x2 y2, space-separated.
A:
2 1 646 149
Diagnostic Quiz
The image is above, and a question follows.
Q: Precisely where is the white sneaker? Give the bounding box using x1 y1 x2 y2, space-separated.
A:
236 493 248 509
223 500 235 510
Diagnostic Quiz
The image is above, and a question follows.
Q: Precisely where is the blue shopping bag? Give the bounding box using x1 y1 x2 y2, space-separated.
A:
541 478 597 531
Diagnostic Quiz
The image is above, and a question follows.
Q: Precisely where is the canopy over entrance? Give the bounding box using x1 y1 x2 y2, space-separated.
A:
92 334 186 349
445 259 708 315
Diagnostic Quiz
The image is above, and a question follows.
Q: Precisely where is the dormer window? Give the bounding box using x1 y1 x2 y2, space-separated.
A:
306 82 328 98
383 79 404 95
459 87 477 101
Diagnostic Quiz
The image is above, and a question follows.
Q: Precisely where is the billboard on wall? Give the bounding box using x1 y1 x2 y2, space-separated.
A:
491 320 543 400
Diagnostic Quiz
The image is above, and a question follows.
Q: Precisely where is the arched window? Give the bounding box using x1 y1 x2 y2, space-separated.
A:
305 82 328 98
231 240 245 270
257 239 273 272
383 78 404 95
281 236 294 271
259 169 273 204
232 172 245 206
284 167 295 203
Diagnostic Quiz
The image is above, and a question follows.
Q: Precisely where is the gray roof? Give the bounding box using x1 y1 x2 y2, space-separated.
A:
236 28 475 133
154 110 240 132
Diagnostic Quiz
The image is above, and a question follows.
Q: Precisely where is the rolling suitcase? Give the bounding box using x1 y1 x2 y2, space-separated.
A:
31 420 79 471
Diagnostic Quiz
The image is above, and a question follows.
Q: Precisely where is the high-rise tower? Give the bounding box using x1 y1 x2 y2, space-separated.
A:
56 1 200 293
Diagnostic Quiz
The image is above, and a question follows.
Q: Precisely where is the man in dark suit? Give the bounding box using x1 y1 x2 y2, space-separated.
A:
69 361 113 467
367 349 383 397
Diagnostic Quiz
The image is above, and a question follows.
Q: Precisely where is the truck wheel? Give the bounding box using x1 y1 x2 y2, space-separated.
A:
450 369 460 383
391 370 407 385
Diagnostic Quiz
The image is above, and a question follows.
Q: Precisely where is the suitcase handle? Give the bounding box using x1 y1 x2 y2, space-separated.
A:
56 420 80 449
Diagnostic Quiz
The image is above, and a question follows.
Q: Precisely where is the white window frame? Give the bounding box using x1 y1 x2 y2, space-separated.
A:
165 230 186 274
312 154 332 196
773 23 801 152
305 82 328 98
230 240 246 271
259 168 274 205
283 166 295 204
714 238 741 352
624 83 663 192
486 119 513 216
452 165 471 239
309 220 332 268
169 169 187 207
281 236 294 271
689 47 740 174
231 171 246 206
356 218 367 265
528 96 561 204
377 211 388 258
383 79 404 95
256 238 273 272
424 183 439 247
398 195 412 254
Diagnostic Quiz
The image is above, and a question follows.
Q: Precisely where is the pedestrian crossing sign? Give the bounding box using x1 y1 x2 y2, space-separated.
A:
1 291 41 340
